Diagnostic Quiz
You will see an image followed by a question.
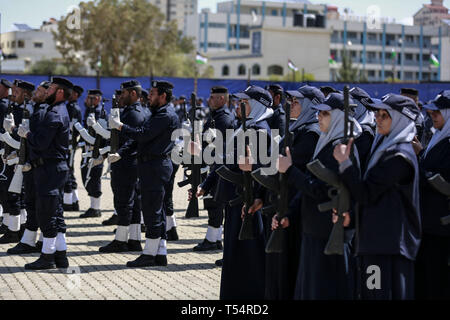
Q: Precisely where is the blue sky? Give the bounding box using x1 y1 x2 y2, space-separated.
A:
1 0 449 32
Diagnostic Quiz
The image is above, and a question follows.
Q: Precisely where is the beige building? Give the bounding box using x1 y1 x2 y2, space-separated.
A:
149 0 198 33
0 23 62 73
208 25 331 81
414 0 450 26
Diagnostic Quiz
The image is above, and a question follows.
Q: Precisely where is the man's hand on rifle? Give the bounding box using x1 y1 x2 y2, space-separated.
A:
238 146 254 172
277 147 292 174
3 116 15 134
108 153 121 164
22 163 32 173
332 209 351 227
109 114 123 131
241 198 263 219
18 124 30 139
188 187 205 201
87 114 97 128
411 136 424 155
92 156 104 167
333 138 354 164
272 215 290 231
6 151 17 161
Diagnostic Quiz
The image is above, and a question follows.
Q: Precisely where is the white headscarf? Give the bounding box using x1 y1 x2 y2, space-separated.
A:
313 109 362 159
365 109 417 178
290 98 321 135
424 109 450 157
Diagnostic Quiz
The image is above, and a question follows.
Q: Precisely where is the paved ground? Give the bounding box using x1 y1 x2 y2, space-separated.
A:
0 152 222 300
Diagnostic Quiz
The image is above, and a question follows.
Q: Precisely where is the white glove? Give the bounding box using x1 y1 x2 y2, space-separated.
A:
108 153 121 164
92 156 104 167
6 151 17 161
87 114 97 128
3 115 15 133
108 114 123 130
18 124 30 138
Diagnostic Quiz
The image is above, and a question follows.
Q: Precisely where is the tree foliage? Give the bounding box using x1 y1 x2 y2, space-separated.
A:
53 0 195 77
336 53 359 82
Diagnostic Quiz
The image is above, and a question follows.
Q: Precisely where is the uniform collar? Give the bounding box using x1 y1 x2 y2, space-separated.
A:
150 103 168 114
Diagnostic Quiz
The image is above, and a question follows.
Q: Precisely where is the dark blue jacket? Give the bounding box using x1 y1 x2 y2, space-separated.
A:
340 143 421 261
115 102 148 162
267 104 286 137
121 103 180 159
286 139 358 241
27 101 70 162
419 138 450 236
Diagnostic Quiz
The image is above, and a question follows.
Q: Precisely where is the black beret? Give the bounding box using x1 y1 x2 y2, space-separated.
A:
16 80 35 92
152 80 174 91
265 84 284 94
73 85 84 95
141 89 148 99
121 80 142 90
401 88 419 97
0 79 13 89
211 86 228 94
39 81 51 89
179 95 186 100
51 77 74 89
115 89 122 96
88 89 103 96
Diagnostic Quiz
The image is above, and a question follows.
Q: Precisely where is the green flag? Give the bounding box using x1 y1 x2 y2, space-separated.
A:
430 54 440 67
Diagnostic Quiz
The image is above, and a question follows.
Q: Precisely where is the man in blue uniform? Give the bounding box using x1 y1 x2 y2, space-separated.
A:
109 80 180 268
7 81 50 254
1 80 34 244
192 86 235 251
0 79 13 234
19 77 72 270
63 85 84 212
99 80 148 253
80 89 107 218
266 84 286 137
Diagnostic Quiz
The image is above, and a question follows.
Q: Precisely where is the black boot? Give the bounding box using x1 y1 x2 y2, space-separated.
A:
79 208 101 218
63 203 73 212
35 241 43 251
193 239 219 252
141 224 146 233
166 227 179 241
24 253 56 270
215 259 223 267
102 215 119 226
55 251 69 269
155 255 168 266
127 240 142 252
126 255 156 268
0 224 8 235
0 230 21 244
72 201 80 211
99 240 128 253
7 242 39 255
216 241 223 250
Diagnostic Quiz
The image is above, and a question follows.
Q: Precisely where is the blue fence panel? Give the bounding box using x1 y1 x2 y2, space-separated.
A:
2 74 449 114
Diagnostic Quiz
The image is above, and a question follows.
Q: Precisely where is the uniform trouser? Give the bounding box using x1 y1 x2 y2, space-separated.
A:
111 159 140 227
0 164 21 217
81 163 103 198
132 182 141 223
358 254 415 300
33 163 68 238
204 198 225 228
163 162 179 217
138 159 173 240
24 171 38 232
64 166 77 194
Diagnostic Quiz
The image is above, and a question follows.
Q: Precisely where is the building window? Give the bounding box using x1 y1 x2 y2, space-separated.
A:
238 64 246 76
34 42 43 48
222 65 230 76
11 41 16 48
252 64 261 76
271 9 278 16
268 65 283 76
18 40 25 48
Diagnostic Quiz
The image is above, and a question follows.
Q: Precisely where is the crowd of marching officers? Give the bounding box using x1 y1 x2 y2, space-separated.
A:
0 76 448 300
